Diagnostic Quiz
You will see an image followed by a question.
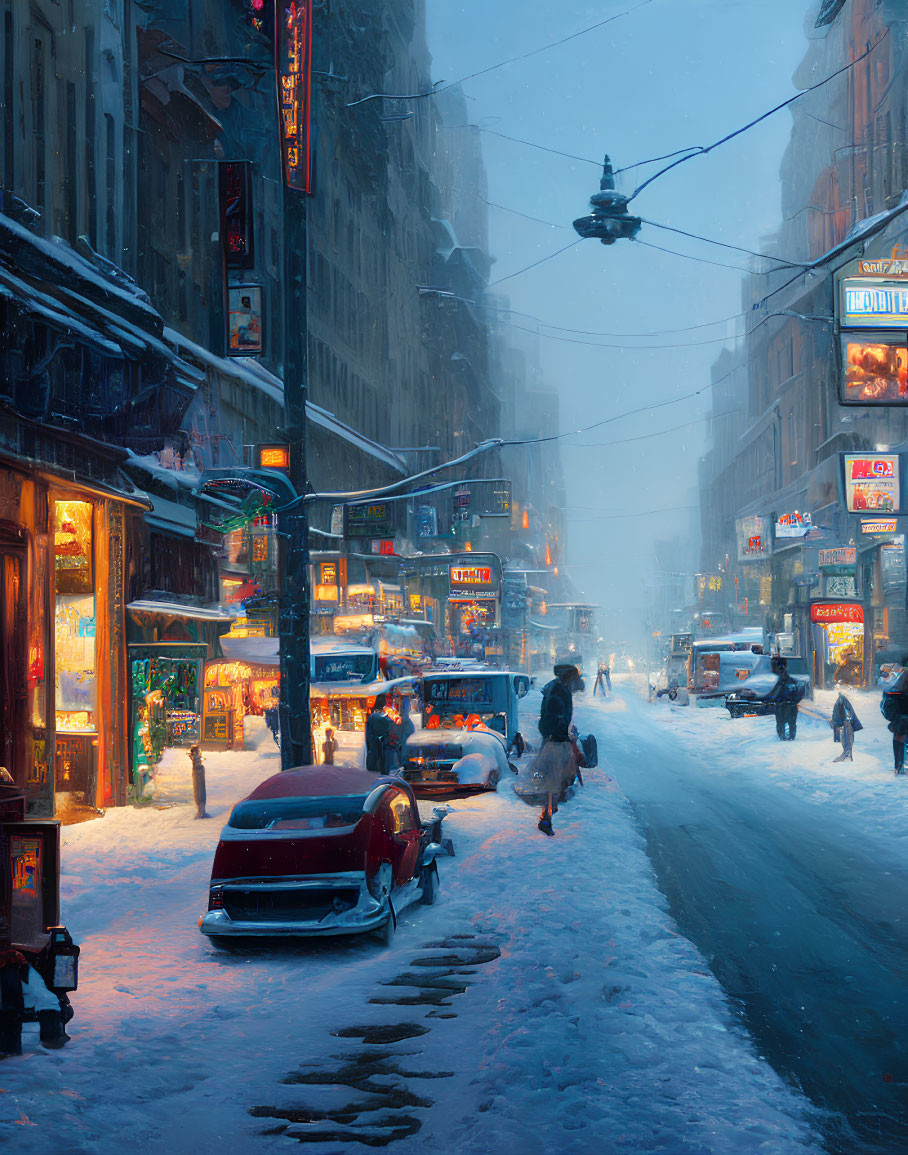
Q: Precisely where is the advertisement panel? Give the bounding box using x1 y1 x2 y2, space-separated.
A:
819 547 856 567
227 285 263 355
735 515 769 561
838 255 908 404
344 501 396 539
448 554 500 599
841 337 908 404
860 518 898 534
843 454 900 513
775 511 812 538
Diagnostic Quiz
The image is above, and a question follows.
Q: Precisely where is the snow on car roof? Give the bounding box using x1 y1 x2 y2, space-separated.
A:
244 766 381 801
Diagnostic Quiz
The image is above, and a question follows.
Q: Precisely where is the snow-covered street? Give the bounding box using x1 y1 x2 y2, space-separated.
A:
4 682 908 1152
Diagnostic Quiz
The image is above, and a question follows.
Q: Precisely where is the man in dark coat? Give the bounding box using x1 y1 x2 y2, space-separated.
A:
881 662 908 773
765 658 801 740
365 694 392 774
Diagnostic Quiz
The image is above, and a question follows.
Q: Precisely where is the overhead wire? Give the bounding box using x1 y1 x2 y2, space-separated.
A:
487 239 583 287
346 0 653 106
627 32 889 201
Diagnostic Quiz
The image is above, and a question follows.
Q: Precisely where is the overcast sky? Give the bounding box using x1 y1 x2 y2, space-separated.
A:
426 0 812 648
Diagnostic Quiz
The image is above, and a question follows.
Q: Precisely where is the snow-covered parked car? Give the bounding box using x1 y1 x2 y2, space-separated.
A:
724 656 810 718
199 766 448 946
400 724 512 797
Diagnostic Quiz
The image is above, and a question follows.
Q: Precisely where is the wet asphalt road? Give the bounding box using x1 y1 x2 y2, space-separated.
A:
593 691 908 1155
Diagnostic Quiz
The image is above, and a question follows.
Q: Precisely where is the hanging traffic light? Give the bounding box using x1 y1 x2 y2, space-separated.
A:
573 155 641 246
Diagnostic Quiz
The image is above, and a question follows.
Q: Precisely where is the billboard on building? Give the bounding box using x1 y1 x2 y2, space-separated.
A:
838 255 908 404
775 511 812 539
227 285 263 355
842 454 901 514
735 515 769 561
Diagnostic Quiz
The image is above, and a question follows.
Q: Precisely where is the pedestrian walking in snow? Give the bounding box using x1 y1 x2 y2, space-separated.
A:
831 693 862 762
188 744 209 818
880 662 908 773
365 694 393 774
593 662 611 698
264 705 280 748
765 658 801 740
527 659 584 836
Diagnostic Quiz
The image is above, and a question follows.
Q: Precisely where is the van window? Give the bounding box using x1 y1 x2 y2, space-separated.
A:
389 792 416 834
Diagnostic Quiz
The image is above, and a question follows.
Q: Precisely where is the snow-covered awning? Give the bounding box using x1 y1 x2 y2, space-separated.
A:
127 600 231 621
145 494 197 538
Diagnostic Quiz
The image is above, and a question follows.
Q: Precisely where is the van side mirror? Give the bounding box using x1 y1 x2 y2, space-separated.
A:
514 676 529 698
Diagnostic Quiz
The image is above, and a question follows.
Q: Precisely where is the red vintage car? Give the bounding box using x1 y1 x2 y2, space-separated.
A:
198 766 448 946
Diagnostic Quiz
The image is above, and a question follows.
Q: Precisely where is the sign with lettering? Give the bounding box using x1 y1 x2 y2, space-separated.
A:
810 603 864 624
276 0 312 193
819 547 856 567
449 566 492 586
843 454 900 513
219 161 254 267
861 518 898 534
344 502 396 539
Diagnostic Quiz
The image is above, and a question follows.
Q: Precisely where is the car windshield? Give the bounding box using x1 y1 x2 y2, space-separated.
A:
229 795 368 831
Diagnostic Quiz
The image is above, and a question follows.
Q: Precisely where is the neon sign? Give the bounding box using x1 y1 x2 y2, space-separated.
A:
276 1 312 193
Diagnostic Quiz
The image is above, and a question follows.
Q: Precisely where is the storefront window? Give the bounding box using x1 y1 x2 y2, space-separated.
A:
53 501 96 733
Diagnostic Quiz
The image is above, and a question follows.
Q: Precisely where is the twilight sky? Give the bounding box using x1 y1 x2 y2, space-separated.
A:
426 0 811 648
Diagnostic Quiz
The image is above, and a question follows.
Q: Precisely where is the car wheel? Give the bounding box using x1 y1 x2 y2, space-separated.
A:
488 769 500 789
420 862 438 906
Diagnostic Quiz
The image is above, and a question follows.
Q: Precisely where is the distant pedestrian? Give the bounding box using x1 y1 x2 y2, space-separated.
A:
831 693 862 762
264 705 280 748
321 727 337 765
880 662 908 773
765 658 801 740
188 744 209 818
593 662 611 698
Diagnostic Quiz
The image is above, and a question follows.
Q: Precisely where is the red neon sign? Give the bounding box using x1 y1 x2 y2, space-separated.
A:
850 457 895 480
810 603 864 624
276 1 312 193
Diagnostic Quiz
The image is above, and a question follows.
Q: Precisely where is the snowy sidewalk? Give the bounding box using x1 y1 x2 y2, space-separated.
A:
0 714 825 1153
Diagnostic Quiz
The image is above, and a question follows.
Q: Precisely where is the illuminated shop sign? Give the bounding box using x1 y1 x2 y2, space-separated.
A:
838 256 908 404
861 518 898 534
449 566 492 586
775 511 812 538
842 282 908 327
276 0 313 193
810 603 864 624
819 547 856 567
843 454 901 513
227 284 263 355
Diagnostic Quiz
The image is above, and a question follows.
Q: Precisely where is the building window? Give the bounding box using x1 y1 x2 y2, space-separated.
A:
53 501 97 734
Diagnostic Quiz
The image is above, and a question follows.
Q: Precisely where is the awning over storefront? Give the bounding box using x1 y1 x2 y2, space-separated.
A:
127 600 231 621
145 494 197 538
219 634 280 665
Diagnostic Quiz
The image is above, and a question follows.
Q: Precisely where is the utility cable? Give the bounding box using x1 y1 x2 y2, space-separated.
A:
632 237 756 274
485 198 570 229
488 239 582 287
639 219 809 268
628 32 889 202
346 0 653 107
480 129 601 169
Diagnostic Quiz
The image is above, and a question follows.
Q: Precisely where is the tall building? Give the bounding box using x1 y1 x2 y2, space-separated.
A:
699 0 908 687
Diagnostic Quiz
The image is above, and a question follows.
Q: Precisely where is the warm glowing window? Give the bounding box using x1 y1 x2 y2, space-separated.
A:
53 501 97 733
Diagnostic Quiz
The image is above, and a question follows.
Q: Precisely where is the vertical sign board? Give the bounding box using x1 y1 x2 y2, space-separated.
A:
219 161 254 267
276 0 313 194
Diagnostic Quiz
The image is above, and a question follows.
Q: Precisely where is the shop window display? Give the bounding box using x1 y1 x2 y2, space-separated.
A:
53 502 96 734
843 338 908 403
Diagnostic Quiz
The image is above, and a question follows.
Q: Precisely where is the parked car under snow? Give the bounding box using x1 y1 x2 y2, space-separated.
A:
724 656 810 718
400 725 512 797
198 766 448 946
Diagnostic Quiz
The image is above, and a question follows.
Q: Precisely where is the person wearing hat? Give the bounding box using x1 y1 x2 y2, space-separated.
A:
528 658 584 835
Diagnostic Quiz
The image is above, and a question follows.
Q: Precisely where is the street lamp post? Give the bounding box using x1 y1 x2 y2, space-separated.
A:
278 183 312 769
